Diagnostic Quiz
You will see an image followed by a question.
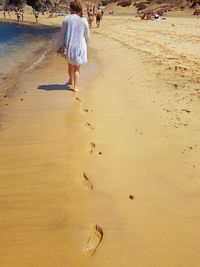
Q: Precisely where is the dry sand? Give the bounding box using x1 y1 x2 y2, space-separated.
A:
0 12 200 267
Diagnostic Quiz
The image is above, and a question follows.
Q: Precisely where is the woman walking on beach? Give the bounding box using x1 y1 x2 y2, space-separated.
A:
56 0 89 92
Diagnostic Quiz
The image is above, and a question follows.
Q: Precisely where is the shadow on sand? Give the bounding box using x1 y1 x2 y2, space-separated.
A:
37 83 74 92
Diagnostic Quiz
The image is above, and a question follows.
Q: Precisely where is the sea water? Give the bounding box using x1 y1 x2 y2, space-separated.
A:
0 22 58 87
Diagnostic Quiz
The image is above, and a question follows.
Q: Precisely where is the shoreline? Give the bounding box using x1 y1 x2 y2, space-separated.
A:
0 21 59 99
0 46 54 99
0 17 61 27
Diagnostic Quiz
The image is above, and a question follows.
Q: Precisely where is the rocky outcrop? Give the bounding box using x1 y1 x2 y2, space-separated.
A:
135 0 197 12
1 0 198 12
106 0 199 12
2 0 69 11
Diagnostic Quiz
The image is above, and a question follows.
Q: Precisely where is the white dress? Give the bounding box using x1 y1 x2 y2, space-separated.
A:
56 14 89 65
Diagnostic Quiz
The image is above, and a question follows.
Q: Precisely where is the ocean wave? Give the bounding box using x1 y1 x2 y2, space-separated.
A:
25 41 52 72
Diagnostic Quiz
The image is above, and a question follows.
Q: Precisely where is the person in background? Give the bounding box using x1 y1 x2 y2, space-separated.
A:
49 11 53 18
87 8 94 28
56 0 89 92
34 11 39 23
21 10 24 21
16 9 21 22
96 8 102 28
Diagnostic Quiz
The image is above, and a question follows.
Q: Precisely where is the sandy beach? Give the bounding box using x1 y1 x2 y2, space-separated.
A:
0 12 200 266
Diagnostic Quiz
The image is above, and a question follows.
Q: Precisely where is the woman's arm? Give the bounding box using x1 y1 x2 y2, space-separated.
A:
84 19 90 42
56 18 67 51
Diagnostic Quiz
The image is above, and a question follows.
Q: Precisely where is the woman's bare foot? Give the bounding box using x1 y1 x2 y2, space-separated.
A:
74 87 79 92
67 79 73 85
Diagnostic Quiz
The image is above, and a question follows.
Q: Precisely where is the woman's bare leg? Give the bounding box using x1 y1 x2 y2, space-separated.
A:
73 65 81 92
68 63 73 84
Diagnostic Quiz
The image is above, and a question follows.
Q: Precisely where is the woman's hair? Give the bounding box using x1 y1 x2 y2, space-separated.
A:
70 0 83 16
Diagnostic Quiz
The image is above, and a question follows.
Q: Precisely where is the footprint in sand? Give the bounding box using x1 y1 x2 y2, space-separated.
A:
85 122 94 130
83 108 93 113
83 172 93 190
84 225 103 257
75 96 82 103
89 142 96 154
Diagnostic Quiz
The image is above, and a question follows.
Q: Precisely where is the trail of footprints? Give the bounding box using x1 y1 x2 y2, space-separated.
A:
75 96 94 130
76 95 103 257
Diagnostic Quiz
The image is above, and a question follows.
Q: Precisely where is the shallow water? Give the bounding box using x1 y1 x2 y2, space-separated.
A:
0 22 58 88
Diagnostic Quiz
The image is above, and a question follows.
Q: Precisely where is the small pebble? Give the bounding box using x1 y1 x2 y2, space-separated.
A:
129 195 134 200
98 152 102 155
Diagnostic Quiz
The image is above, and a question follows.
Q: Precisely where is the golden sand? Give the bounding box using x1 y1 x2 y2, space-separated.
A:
0 11 200 267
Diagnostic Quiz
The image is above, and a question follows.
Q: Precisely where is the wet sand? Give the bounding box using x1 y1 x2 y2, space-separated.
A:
0 14 200 266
